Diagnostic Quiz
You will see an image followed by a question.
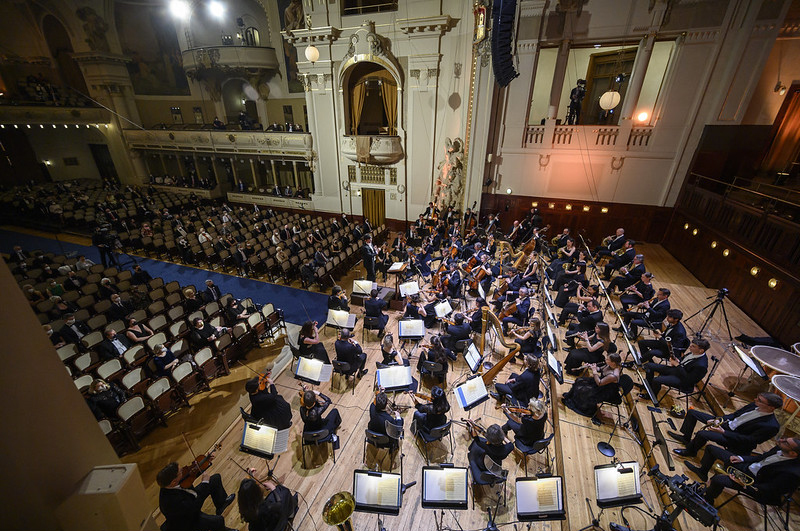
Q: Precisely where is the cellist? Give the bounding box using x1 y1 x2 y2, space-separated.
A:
501 286 532 335
157 460 236 531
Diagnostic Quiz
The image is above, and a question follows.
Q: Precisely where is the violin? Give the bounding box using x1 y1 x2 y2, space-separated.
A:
177 441 222 488
238 360 272 391
408 391 432 402
504 405 534 417
460 417 487 437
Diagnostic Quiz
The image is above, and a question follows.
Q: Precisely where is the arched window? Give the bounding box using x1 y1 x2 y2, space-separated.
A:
346 63 397 136
243 27 260 47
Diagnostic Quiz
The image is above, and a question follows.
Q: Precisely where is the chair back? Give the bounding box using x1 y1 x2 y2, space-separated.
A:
531 433 555 453
73 374 93 392
454 339 472 353
117 396 145 422
422 361 444 374
97 359 123 379
172 361 195 383
482 455 507 482
303 429 331 444
428 420 452 440
194 347 214 366
363 316 380 330
364 429 390 447
122 368 144 390
385 420 404 441
332 360 351 374
146 377 172 400
618 374 635 397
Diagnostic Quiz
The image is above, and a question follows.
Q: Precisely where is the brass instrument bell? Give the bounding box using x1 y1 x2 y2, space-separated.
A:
322 491 356 531
711 463 754 486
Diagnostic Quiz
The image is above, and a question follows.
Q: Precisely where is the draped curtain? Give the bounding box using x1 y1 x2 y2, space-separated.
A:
380 81 397 135
362 188 386 226
763 90 800 173
351 82 366 135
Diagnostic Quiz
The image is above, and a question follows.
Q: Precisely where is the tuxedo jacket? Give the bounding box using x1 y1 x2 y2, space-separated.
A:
97 335 132 361
718 403 780 454
738 447 800 504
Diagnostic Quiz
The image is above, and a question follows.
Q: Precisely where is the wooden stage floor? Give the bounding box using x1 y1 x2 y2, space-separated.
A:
110 242 797 531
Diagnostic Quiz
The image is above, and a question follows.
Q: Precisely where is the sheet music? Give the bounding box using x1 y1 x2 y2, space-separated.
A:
354 473 401 507
326 310 355 328
241 423 291 454
353 280 375 295
595 462 640 502
435 300 453 318
456 377 488 408
388 262 406 272
735 346 765 377
423 468 468 502
399 281 420 297
295 357 333 382
398 319 424 338
465 343 482 372
376 366 413 389
617 471 636 497
516 477 563 514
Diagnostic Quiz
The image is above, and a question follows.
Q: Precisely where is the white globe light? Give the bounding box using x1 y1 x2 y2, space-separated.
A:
637 111 649 122
208 1 225 19
599 90 621 110
169 0 190 19
305 45 320 63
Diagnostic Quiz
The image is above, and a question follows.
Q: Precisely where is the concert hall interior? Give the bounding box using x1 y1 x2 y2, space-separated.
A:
2 1 800 531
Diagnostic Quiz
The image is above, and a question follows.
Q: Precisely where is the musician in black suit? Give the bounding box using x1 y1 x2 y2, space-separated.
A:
246 376 292 430
361 235 378 282
618 287 671 338
157 462 236 531
605 254 645 293
594 228 627 258
97 329 132 360
637 309 688 363
492 354 541 406
467 423 514 476
327 285 350 312
602 239 635 280
501 398 548 446
618 272 655 311
501 287 531 335
300 389 341 436
368 392 404 450
441 313 471 351
565 299 603 348
671 393 782 457
688 437 800 507
641 337 709 398
365 288 388 336
334 329 367 377
446 263 462 299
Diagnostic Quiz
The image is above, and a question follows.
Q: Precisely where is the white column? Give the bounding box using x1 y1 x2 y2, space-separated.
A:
547 39 571 120
255 98 269 128
619 34 656 121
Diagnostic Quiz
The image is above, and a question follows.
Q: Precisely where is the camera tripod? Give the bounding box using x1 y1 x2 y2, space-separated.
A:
684 289 733 341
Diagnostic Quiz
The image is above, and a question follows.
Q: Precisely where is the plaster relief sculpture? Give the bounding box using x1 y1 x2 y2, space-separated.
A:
433 137 464 210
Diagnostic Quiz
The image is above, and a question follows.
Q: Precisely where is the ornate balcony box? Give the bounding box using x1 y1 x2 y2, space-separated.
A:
341 135 403 165
124 130 312 157
181 45 279 76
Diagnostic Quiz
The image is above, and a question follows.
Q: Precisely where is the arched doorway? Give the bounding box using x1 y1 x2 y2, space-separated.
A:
42 15 88 95
345 63 397 136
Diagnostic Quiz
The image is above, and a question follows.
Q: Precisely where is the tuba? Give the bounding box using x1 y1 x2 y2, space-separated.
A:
712 463 754 486
323 491 356 531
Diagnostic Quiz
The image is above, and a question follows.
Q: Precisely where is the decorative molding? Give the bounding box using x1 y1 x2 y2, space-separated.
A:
396 15 456 37
71 52 130 65
682 29 720 44
0 54 51 66
610 156 625 172
282 26 342 45
521 1 548 18
517 41 539 53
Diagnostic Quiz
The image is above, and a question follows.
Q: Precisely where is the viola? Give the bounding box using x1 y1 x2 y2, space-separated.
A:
177 442 222 488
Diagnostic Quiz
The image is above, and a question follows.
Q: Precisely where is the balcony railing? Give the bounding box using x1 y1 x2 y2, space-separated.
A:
124 129 312 157
0 105 111 126
523 124 654 150
341 135 403 165
181 45 279 75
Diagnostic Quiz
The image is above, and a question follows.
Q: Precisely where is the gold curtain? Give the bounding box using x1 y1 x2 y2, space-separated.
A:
362 188 386 226
380 82 397 135
763 90 800 172
351 81 366 135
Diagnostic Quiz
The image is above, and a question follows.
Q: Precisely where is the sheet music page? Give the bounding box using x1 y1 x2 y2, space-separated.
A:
377 366 412 388
424 469 467 501
399 320 424 337
273 428 291 453
353 280 373 294
595 463 639 501
465 344 481 371
355 473 400 506
617 472 637 498
242 422 276 453
536 479 559 511
318 363 333 383
516 477 562 514
456 377 487 407
389 262 405 272
296 357 323 381
399 281 420 297
435 301 453 318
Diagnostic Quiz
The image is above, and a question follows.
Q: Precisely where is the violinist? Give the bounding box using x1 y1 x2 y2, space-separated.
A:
300 386 341 444
501 287 531 336
334 328 368 378
491 354 541 406
376 243 391 281
501 398 547 446
328 285 350 312
467 424 513 477
380 333 408 366
157 461 236 531
509 316 542 357
391 232 407 260
403 294 426 320
369 391 404 450
365 288 389 337
298 321 330 364
441 313 471 351
492 268 524 310
246 375 292 430
411 385 450 436
422 291 445 329
417 336 451 383
237 476 298 531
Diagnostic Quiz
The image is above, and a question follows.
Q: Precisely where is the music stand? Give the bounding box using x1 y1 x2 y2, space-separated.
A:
398 319 425 341
724 345 767 407
354 280 377 295
353 469 403 515
421 465 469 510
399 281 420 297
594 461 642 508
240 421 291 476
454 375 490 411
545 321 559 353
650 410 675 471
622 333 642 366
376 365 414 392
434 300 453 319
464 343 483 374
326 309 357 335
294 357 333 385
515 475 566 521
546 350 564 385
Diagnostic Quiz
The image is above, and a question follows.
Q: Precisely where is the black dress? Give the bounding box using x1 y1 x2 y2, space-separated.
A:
564 335 608 372
563 367 620 417
299 334 330 364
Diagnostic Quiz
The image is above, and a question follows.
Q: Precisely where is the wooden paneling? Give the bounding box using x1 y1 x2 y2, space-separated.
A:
479 193 672 244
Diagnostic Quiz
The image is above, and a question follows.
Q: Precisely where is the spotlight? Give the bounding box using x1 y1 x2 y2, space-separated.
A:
506 188 512 195
583 206 590 212
207 1 225 19
750 267 760 277
615 73 625 84
774 82 787 96
692 228 698 236
768 278 778 289
169 0 190 19
684 223 689 230
711 241 717 248
601 207 608 213
531 202 538 207
722 249 730 257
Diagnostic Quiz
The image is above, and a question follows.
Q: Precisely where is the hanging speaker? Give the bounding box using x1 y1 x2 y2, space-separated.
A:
491 0 520 87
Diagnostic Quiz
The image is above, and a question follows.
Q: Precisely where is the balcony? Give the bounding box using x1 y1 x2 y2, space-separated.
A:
523 124 654 151
0 105 111 126
181 45 279 77
341 135 403 165
124 129 312 157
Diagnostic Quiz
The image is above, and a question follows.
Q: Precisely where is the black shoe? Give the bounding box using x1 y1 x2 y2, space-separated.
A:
217 493 236 515
591 416 602 426
489 391 501 401
673 448 696 458
638 392 651 401
667 430 689 445
359 369 369 378
684 462 708 482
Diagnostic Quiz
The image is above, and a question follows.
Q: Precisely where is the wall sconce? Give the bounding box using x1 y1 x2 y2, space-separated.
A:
750 267 760 277
506 188 512 194
692 229 698 236
636 111 649 122
531 201 538 207
774 82 786 96
565 204 572 210
43 160 52 166
601 207 608 213
356 189 362 197
548 203 555 209
583 206 590 212
768 278 778 289
711 241 717 248
722 249 730 257
684 223 689 230
305 45 320 64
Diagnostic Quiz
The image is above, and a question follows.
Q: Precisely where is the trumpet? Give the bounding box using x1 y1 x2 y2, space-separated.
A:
705 417 724 428
712 463 754 486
